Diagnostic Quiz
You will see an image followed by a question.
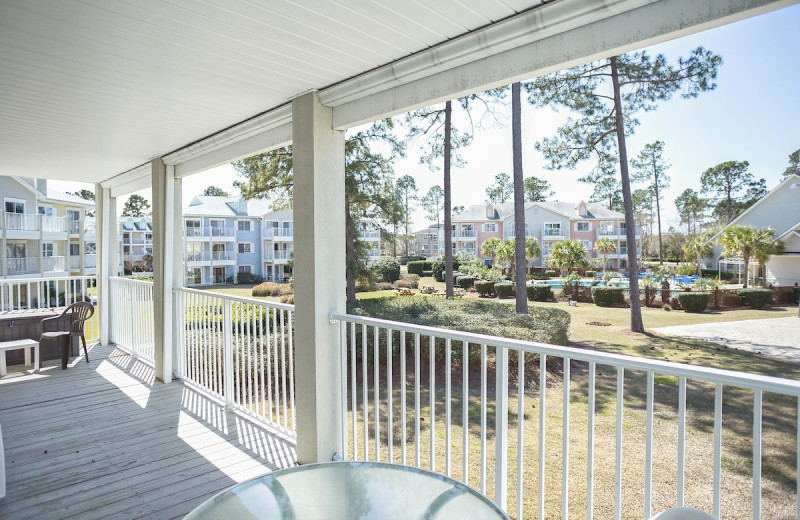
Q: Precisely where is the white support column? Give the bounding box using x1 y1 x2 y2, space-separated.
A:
171 174 184 377
151 158 175 383
293 91 345 464
96 184 116 346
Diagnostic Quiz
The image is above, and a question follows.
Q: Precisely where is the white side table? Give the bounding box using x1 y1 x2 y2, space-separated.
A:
0 339 40 377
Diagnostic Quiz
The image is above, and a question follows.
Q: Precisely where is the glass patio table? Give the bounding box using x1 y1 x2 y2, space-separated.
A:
184 461 510 520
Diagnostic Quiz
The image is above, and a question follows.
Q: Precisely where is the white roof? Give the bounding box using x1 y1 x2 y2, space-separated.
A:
183 195 272 217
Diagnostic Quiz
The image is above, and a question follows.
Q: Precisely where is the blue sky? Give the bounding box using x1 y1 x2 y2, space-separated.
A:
59 4 800 228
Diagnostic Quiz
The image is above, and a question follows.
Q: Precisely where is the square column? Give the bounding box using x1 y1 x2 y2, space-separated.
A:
151 159 182 383
292 91 345 464
96 184 116 345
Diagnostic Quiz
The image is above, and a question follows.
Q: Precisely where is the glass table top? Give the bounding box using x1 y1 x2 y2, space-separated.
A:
185 461 510 520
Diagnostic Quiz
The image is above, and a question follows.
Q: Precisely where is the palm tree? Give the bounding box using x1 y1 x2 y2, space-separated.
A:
481 237 502 267
548 239 589 275
595 237 616 273
717 226 783 288
683 234 713 277
498 238 516 273
524 237 541 268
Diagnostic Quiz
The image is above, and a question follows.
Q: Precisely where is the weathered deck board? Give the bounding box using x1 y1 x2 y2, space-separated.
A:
0 344 297 519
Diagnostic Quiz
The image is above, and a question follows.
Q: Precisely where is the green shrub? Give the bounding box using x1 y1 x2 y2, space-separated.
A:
676 292 709 313
719 270 735 281
406 260 432 276
376 282 396 291
369 256 401 283
494 281 514 299
252 282 292 297
737 288 773 309
349 298 571 346
395 279 414 289
399 273 420 288
792 286 800 304
475 280 495 297
585 270 596 278
677 265 697 276
545 270 556 277
236 272 264 284
432 258 461 282
399 255 425 265
591 286 624 307
701 269 719 278
456 275 475 289
527 284 553 302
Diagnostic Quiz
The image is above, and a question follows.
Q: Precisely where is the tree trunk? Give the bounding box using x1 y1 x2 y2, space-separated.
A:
404 195 410 257
444 100 454 298
654 171 663 264
345 195 357 303
610 56 645 333
696 253 702 278
742 254 749 289
392 222 397 257
512 83 528 314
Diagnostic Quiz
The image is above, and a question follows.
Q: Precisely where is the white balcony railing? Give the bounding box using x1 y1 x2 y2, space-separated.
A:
597 227 641 237
186 251 211 262
7 257 39 274
5 212 39 231
84 217 97 235
543 228 565 238
41 215 67 233
273 250 293 260
41 256 66 272
0 275 96 321
212 250 235 261
110 277 155 362
331 312 800 520
505 229 531 239
174 287 296 437
85 254 97 269
360 229 381 239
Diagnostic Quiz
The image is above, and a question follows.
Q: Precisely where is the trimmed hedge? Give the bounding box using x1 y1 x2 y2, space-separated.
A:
737 288 773 309
585 270 596 278
676 292 709 313
545 270 556 277
407 260 432 276
792 287 800 304
456 275 475 289
527 284 554 302
236 272 264 284
349 298 571 346
494 281 514 299
591 286 624 307
432 258 461 282
475 280 494 297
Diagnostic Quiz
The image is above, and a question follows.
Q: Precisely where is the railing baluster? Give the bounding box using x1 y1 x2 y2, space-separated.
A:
350 321 357 459
339 319 348 459
288 310 295 432
387 328 394 464
273 308 281 429
753 390 762 520
266 308 274 423
517 351 525 520
401 330 407 466
563 357 570 520
463 341 469 485
375 326 380 461
481 343 487 494
645 370 654 519
587 361 596 520
539 354 546 520
363 323 369 460
430 335 436 472
677 376 687 507
615 367 624 520
280 309 288 430
414 333 421 468
496 344 508 509
445 338 451 477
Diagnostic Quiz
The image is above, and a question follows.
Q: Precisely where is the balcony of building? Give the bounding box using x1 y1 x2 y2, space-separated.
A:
185 251 211 266
210 250 235 264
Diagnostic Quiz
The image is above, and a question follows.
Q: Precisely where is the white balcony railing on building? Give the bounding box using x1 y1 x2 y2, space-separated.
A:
174 288 296 437
212 250 235 261
263 250 273 260
505 229 531 239
272 228 293 238
41 256 66 272
109 277 155 362
543 228 566 238
4 212 40 231
331 312 800 520
597 227 641 237
360 229 381 239
210 227 235 238
186 251 211 262
7 257 39 274
185 226 206 238
84 217 96 235
273 250 293 260
0 274 97 316
41 215 66 233
85 254 96 269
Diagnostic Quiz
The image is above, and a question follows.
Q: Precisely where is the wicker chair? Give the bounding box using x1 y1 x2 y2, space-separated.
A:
40 302 95 369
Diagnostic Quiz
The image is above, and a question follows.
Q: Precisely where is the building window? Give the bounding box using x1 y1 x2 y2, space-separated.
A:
5 199 25 214
581 240 592 250
483 223 496 232
238 243 252 254
238 220 251 231
576 222 590 232
69 243 80 256
38 205 54 216
187 268 202 285
238 265 252 274
544 222 562 237
86 242 96 254
42 243 54 257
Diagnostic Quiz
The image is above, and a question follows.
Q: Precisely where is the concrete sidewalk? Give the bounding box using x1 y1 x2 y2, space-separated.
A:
653 317 800 363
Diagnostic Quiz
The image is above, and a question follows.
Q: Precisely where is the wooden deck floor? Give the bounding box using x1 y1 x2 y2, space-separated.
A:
0 344 297 519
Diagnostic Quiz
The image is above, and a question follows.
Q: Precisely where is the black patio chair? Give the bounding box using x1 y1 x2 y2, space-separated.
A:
40 302 95 369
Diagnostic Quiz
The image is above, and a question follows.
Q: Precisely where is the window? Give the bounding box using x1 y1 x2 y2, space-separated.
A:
5 199 25 214
544 222 562 237
576 222 590 232
42 243 54 257
69 243 80 256
238 243 252 254
86 242 96 254
238 220 251 231
38 205 54 216
483 223 496 232
238 265 252 274
581 240 592 250
486 205 493 218
187 268 202 285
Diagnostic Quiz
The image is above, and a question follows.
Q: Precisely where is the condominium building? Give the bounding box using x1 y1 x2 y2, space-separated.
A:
414 200 640 270
1 176 96 279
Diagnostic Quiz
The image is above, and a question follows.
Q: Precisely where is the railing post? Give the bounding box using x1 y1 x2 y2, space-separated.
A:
130 285 139 359
223 301 234 409
495 345 509 510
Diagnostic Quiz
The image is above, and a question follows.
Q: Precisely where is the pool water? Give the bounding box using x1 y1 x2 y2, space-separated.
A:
533 280 630 289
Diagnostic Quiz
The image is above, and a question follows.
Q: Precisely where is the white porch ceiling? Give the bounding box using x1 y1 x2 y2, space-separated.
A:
0 0 794 187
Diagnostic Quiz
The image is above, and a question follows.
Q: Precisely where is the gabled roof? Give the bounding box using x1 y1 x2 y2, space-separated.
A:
10 176 46 199
709 173 800 242
183 195 272 217
43 189 94 208
494 200 624 220
777 219 800 240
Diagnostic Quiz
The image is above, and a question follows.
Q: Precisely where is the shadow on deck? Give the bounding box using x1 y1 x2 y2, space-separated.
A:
0 344 297 520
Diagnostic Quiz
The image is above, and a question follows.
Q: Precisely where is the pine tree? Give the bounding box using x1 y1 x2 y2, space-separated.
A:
631 141 671 264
